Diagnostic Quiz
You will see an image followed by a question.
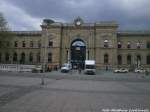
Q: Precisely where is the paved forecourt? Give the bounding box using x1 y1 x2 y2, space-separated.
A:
0 71 150 112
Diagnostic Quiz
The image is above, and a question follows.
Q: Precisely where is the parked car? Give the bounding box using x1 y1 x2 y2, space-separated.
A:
114 68 129 73
134 68 145 73
61 63 72 73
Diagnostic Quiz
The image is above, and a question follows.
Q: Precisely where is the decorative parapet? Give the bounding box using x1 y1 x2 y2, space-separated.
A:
41 17 118 29
95 21 118 27
13 31 42 36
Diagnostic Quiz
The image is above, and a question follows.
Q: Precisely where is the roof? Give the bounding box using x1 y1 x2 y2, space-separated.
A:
117 31 150 36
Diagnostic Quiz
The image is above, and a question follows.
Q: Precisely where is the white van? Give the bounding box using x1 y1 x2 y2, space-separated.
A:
84 60 96 75
61 63 72 73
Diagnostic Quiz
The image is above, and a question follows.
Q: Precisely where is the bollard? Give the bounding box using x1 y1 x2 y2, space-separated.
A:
41 74 45 85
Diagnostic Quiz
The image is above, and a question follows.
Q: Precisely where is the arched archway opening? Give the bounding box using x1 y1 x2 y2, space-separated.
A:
71 39 86 69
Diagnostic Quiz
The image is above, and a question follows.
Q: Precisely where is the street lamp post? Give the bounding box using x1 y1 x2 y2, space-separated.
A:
41 29 48 85
41 72 45 85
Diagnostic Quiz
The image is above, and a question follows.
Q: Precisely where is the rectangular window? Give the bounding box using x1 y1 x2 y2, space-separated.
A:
147 42 150 49
30 41 33 48
118 42 121 48
136 42 140 49
49 41 53 47
22 41 26 47
0 41 1 48
104 44 109 48
137 46 140 49
29 55 33 62
147 55 150 64
118 44 121 48
13 53 17 62
7 42 10 47
5 53 9 62
14 41 18 47
37 53 40 63
118 55 122 65
127 55 131 65
127 44 131 48
48 53 52 63
38 41 41 48
0 53 1 62
104 54 109 64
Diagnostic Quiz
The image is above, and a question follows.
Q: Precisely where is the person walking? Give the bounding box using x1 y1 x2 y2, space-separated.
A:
78 64 81 74
145 69 149 76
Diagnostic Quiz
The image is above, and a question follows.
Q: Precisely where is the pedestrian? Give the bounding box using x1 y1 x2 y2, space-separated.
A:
78 64 81 74
78 67 81 74
145 69 149 76
56 65 58 71
106 65 108 71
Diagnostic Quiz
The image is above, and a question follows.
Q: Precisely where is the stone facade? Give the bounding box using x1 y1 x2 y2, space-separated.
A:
0 17 150 70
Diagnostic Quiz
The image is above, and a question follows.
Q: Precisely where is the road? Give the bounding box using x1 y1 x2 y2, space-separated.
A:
0 71 150 112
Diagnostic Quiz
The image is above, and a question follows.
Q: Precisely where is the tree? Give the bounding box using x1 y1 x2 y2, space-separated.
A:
0 12 13 48
0 12 9 31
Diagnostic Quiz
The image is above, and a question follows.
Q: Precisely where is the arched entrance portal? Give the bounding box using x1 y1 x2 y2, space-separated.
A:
71 39 86 69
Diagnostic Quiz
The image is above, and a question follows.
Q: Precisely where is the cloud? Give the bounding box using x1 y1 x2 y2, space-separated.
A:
113 0 150 19
0 0 42 30
0 0 150 30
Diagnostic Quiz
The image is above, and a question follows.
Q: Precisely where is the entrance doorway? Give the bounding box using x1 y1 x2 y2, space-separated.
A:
71 39 86 69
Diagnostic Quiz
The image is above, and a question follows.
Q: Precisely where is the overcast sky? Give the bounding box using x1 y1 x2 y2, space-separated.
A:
0 0 150 31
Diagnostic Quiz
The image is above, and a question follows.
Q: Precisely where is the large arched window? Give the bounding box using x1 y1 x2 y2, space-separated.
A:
117 55 122 65
136 42 141 49
0 53 1 62
6 41 10 47
49 40 53 47
20 52 25 64
14 41 18 47
5 52 9 62
38 40 41 48
37 53 40 63
0 41 1 48
72 40 85 46
30 41 33 48
13 52 17 62
48 53 52 63
22 41 26 47
147 55 150 64
137 55 141 61
147 42 150 49
118 42 122 48
127 42 131 48
104 39 109 48
29 52 33 62
104 54 109 64
127 55 131 65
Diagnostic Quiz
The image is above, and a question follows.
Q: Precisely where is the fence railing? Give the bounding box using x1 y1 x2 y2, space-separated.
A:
0 64 42 72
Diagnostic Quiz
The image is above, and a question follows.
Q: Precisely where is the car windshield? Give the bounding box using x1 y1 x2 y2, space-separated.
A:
86 65 95 69
62 64 68 67
62 64 71 68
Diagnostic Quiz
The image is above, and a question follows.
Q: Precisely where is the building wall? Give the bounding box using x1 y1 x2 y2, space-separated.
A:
0 31 42 65
0 19 150 70
117 33 150 69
